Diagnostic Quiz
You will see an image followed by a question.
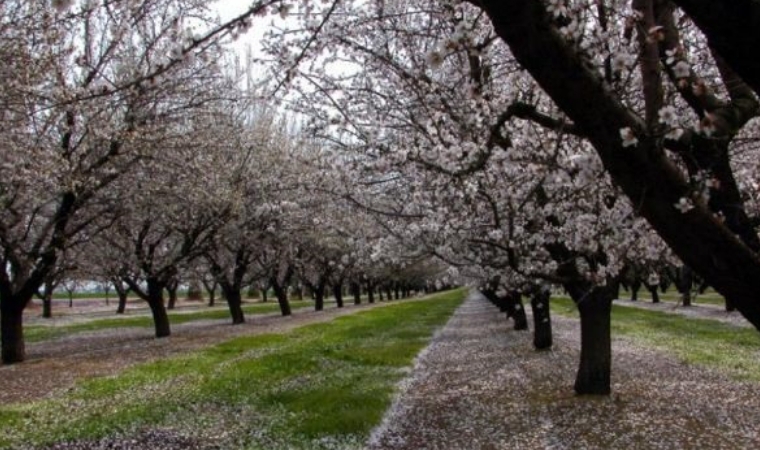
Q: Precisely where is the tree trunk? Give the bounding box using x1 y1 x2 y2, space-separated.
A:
630 280 641 301
333 283 344 308
42 293 53 318
502 291 528 330
114 279 129 314
530 288 552 350
271 278 291 316
679 266 693 306
223 287 245 325
314 285 324 311
573 288 613 396
167 285 178 310
512 294 529 331
367 284 375 303
351 282 361 305
117 291 128 314
647 284 661 303
146 279 170 338
1 301 26 364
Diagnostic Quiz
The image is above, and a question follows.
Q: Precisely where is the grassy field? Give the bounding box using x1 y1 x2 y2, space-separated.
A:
0 289 466 449
619 287 726 306
24 301 315 343
552 297 760 381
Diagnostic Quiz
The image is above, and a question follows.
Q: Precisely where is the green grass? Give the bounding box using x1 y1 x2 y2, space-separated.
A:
24 301 314 343
0 289 466 449
552 297 760 381
620 287 727 306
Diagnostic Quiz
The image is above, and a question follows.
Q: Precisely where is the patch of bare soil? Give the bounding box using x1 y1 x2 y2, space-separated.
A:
1 301 394 405
368 292 760 449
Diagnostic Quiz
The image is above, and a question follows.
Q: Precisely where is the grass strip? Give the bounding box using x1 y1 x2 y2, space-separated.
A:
24 301 314 343
0 289 466 449
552 297 760 381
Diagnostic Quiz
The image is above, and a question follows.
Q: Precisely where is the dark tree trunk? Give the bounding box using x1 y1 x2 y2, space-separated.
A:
726 298 737 312
117 291 128 314
114 279 129 314
333 283 344 308
378 288 384 301
42 293 53 318
146 279 171 338
573 287 613 395
314 284 325 311
647 284 661 303
1 300 26 364
261 288 268 303
42 296 52 318
351 282 361 305
630 279 641 301
394 284 400 300
503 291 528 330
678 266 693 306
367 284 375 304
223 286 245 324
386 286 393 301
167 284 178 310
271 278 291 316
530 288 552 350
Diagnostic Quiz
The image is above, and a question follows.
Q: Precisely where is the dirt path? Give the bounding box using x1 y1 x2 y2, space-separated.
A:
368 292 760 449
1 301 395 405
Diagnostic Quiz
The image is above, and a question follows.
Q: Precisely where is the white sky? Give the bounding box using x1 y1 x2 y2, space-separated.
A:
209 1 273 59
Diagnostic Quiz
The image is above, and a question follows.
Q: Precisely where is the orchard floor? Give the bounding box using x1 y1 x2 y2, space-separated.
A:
1 300 397 405
368 292 760 449
5 292 760 449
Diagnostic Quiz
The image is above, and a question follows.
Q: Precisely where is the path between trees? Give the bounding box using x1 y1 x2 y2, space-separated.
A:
368 291 760 449
0 300 402 405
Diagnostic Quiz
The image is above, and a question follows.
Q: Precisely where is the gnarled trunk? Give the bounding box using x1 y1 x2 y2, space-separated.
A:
1 300 26 364
573 287 613 395
506 291 528 331
333 282 344 308
42 294 53 318
647 284 661 303
367 283 375 304
113 279 129 314
222 286 245 325
166 282 179 310
351 282 361 305
271 278 291 316
314 284 325 311
146 279 170 338
530 288 552 350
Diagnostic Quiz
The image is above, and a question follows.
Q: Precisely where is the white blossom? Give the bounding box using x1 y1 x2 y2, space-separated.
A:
674 197 694 213
619 127 638 147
